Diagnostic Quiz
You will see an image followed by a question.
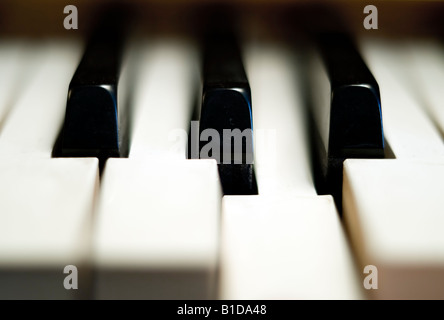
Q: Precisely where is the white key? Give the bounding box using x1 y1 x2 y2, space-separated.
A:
347 39 444 299
359 38 444 159
93 159 221 299
0 41 99 299
343 159 444 299
220 195 363 299
94 39 221 299
0 157 98 299
129 38 199 160
244 43 315 196
0 40 82 158
404 40 444 137
0 41 37 130
220 43 362 299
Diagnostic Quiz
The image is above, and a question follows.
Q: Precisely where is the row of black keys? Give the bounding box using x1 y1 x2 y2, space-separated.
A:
52 26 384 208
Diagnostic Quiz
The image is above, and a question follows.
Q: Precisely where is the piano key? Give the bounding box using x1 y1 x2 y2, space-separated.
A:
93 39 221 299
341 38 444 300
219 42 362 299
0 41 82 158
220 195 363 299
0 41 35 130
199 31 258 195
0 41 99 299
93 159 221 299
0 157 98 299
343 159 444 299
128 38 198 160
359 38 444 159
308 34 384 205
56 13 128 162
403 39 444 137
244 42 315 196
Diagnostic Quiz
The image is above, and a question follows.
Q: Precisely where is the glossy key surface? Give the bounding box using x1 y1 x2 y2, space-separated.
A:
199 31 257 195
56 10 128 164
309 34 384 207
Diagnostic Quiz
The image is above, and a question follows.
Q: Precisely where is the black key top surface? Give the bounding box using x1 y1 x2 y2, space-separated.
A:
54 9 128 166
309 34 384 210
199 31 258 195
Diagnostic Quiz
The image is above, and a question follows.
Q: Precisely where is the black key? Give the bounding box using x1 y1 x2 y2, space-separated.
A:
308 33 384 210
199 31 258 195
54 9 128 167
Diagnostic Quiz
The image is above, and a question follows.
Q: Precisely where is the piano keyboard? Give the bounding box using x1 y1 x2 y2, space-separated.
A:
1 3 444 300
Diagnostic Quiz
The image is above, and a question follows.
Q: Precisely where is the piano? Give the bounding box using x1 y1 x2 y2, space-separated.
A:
1 0 444 300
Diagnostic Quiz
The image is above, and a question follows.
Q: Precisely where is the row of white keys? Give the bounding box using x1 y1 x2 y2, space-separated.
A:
219 42 363 299
93 38 222 299
0 40 99 299
343 38 444 299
